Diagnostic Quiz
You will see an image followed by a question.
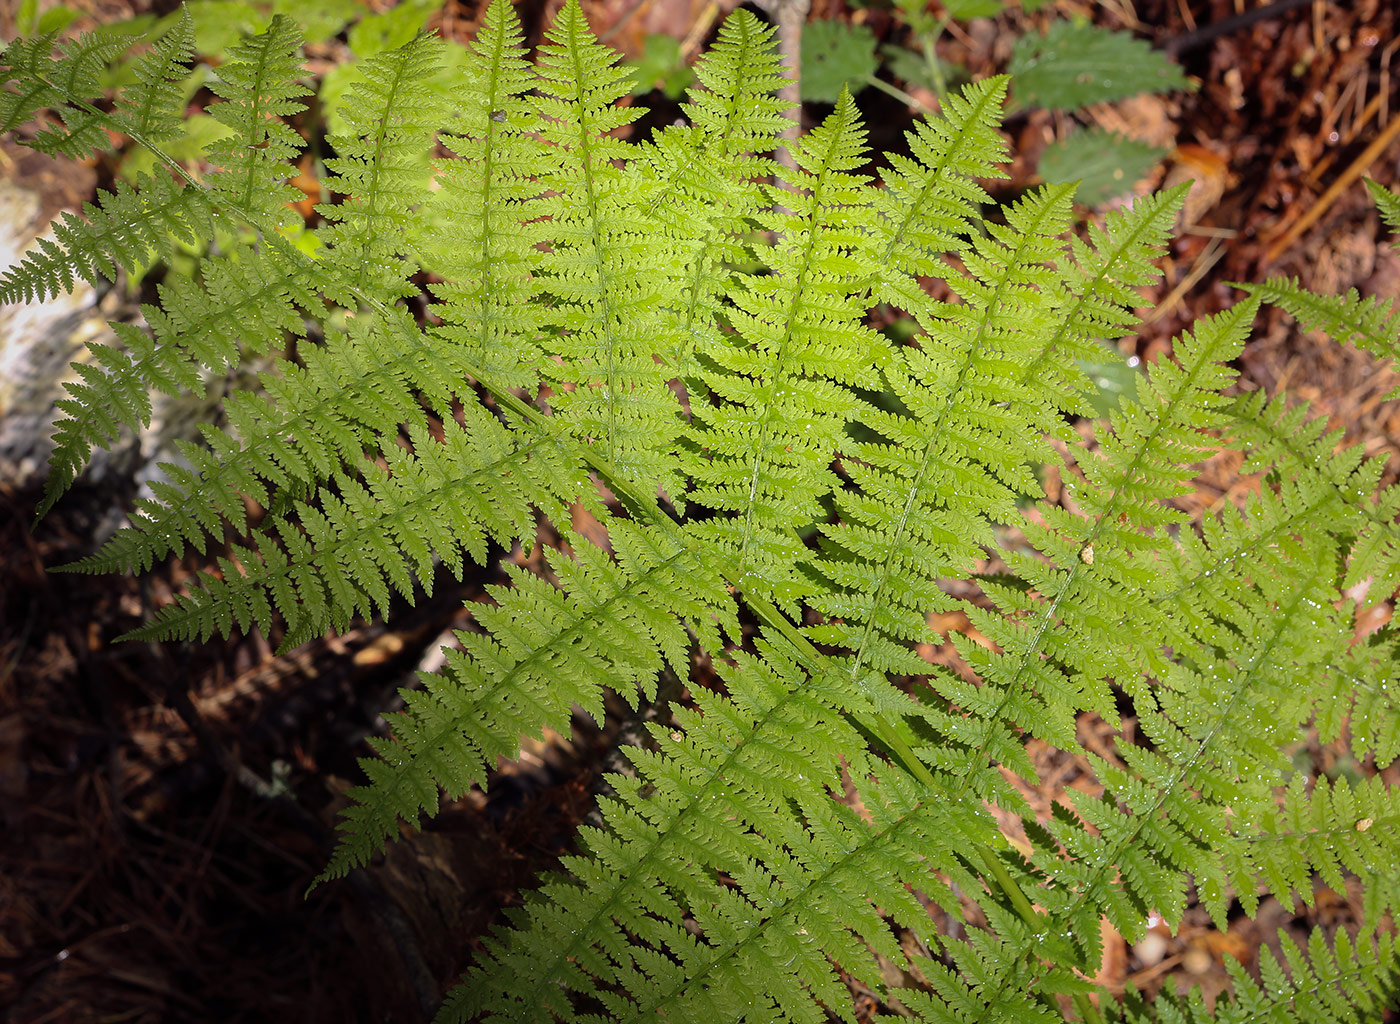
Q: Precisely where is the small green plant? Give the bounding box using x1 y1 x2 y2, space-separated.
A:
803 3 1189 206
3 3 1399 1022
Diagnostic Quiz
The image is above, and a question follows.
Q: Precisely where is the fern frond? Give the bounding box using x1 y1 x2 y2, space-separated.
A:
0 170 213 306
971 535 1349 1019
1110 929 1398 1024
1367 177 1400 239
115 9 196 142
0 26 129 157
322 518 735 882
1243 276 1400 397
451 637 985 1024
113 400 592 646
204 15 310 226
867 74 1010 314
940 301 1260 796
684 92 882 597
37 235 321 517
1220 772 1400 922
809 183 1079 685
316 31 445 302
531 0 682 495
423 0 547 390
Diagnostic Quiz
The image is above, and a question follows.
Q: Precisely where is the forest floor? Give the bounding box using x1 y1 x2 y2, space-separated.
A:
1 0 1398 1021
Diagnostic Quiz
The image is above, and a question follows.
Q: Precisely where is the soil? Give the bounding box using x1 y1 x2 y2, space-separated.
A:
1 0 1397 1021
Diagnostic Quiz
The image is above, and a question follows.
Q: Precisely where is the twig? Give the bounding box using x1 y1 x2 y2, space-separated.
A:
1263 113 1400 264
1162 0 1316 57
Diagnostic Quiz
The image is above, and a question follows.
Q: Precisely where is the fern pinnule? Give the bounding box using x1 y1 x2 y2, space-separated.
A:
684 93 882 600
1369 178 1400 237
317 31 445 303
1111 929 1398 1024
423 0 546 391
204 14 310 226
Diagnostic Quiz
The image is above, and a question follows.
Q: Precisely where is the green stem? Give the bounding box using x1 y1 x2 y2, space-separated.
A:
977 844 1044 935
862 72 937 116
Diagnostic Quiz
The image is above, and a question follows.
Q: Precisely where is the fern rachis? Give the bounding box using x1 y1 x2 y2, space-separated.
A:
4 3 1400 1022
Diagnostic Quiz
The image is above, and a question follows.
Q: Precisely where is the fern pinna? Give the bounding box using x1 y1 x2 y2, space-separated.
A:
4 2 1399 1021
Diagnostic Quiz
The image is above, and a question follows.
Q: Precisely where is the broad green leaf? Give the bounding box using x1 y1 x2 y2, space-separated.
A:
628 33 693 99
800 18 877 103
1009 20 1193 111
1076 339 1143 416
1039 127 1165 205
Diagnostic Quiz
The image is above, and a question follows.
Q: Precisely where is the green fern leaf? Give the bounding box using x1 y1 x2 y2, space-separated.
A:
321 519 735 882
0 170 213 307
0 26 129 157
316 30 445 302
115 8 196 142
451 637 983 1024
684 92 882 597
531 0 682 495
1243 275 1400 398
1367 177 1400 238
422 0 547 390
1111 929 1398 1024
204 14 311 225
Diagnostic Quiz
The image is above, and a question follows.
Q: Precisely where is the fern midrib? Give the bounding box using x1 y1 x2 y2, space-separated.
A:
949 302 1251 804
973 568 1323 1024
1240 814 1398 845
841 188 1067 702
